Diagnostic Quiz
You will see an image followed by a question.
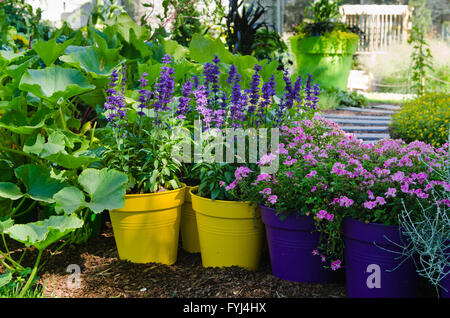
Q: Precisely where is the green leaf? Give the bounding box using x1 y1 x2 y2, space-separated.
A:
0 218 14 234
0 160 14 182
33 36 78 66
0 50 26 63
188 34 233 64
0 108 52 134
0 272 12 288
78 168 127 213
4 214 84 251
105 13 150 43
15 164 67 203
53 187 85 214
161 39 188 61
60 46 124 77
211 188 221 201
19 66 95 103
23 132 100 169
45 152 101 169
0 182 24 200
5 57 37 80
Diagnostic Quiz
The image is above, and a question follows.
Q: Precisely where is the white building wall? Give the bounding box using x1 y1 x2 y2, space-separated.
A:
23 0 282 32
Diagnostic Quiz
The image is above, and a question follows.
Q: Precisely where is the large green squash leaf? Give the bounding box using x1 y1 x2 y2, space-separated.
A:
161 39 188 61
0 50 26 64
23 131 101 169
19 66 95 103
4 214 83 251
105 13 150 43
33 35 80 66
0 218 14 234
53 187 85 214
78 168 127 213
0 108 52 134
0 159 14 182
54 168 127 214
60 46 124 78
0 182 23 200
188 34 233 64
14 164 67 203
5 57 37 80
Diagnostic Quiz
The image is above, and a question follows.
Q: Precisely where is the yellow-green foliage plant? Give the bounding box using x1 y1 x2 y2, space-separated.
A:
391 92 450 147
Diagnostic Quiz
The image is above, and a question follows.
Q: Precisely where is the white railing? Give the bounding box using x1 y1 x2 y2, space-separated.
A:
340 4 413 53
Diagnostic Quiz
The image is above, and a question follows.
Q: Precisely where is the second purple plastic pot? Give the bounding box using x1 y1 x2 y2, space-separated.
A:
441 270 450 298
261 206 335 283
343 217 418 298
440 241 450 298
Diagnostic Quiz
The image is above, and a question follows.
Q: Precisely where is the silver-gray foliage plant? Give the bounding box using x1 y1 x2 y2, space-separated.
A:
399 159 450 296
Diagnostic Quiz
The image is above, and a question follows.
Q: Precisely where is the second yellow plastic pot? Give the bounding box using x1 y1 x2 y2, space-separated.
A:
180 185 201 253
190 187 264 271
109 184 186 265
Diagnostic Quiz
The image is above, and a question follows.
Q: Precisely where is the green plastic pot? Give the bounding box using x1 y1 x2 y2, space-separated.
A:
290 35 358 90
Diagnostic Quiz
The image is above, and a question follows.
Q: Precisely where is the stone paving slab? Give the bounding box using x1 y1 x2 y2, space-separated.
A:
341 126 389 132
322 114 392 121
354 133 390 140
326 118 391 126
338 107 394 114
371 104 401 110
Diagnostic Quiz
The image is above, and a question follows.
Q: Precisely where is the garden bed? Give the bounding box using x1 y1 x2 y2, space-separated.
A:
19 222 347 298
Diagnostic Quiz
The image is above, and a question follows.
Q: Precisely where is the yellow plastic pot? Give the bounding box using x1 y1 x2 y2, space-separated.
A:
190 187 264 271
180 185 200 253
109 184 186 265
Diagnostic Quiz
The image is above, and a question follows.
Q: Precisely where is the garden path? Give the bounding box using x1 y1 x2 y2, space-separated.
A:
320 104 400 143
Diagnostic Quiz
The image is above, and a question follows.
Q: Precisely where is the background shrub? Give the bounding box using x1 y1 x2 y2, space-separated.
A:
391 92 450 147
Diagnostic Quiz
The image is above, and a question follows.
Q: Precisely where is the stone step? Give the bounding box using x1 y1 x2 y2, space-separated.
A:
371 104 401 111
322 114 391 121
326 118 391 126
338 107 394 115
354 133 390 140
341 126 389 132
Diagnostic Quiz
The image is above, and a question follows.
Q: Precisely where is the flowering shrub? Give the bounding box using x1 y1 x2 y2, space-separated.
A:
227 116 348 268
226 115 450 269
227 116 345 213
391 92 450 147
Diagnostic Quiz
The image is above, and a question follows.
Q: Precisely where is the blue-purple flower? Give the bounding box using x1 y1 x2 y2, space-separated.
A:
154 54 175 122
176 79 193 119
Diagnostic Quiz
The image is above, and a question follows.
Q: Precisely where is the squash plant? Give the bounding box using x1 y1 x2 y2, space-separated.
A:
0 40 128 297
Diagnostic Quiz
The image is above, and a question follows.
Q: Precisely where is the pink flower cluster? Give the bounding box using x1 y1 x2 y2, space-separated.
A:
316 210 334 221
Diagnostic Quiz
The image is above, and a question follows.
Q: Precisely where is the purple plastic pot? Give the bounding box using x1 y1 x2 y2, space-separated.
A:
440 241 450 298
343 217 418 298
441 269 450 298
261 206 335 283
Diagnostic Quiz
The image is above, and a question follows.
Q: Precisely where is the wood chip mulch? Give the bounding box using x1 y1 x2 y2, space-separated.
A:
21 222 348 298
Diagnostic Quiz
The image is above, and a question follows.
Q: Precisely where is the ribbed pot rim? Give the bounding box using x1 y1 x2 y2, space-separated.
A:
189 186 254 206
124 183 186 198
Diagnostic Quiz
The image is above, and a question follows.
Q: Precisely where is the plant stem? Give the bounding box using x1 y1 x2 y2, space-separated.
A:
59 103 68 131
12 201 37 218
19 249 43 298
0 249 25 272
1 233 10 256
10 197 26 217
0 255 15 272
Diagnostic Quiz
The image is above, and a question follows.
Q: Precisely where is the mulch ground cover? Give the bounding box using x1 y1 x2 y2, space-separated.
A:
6 221 347 298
